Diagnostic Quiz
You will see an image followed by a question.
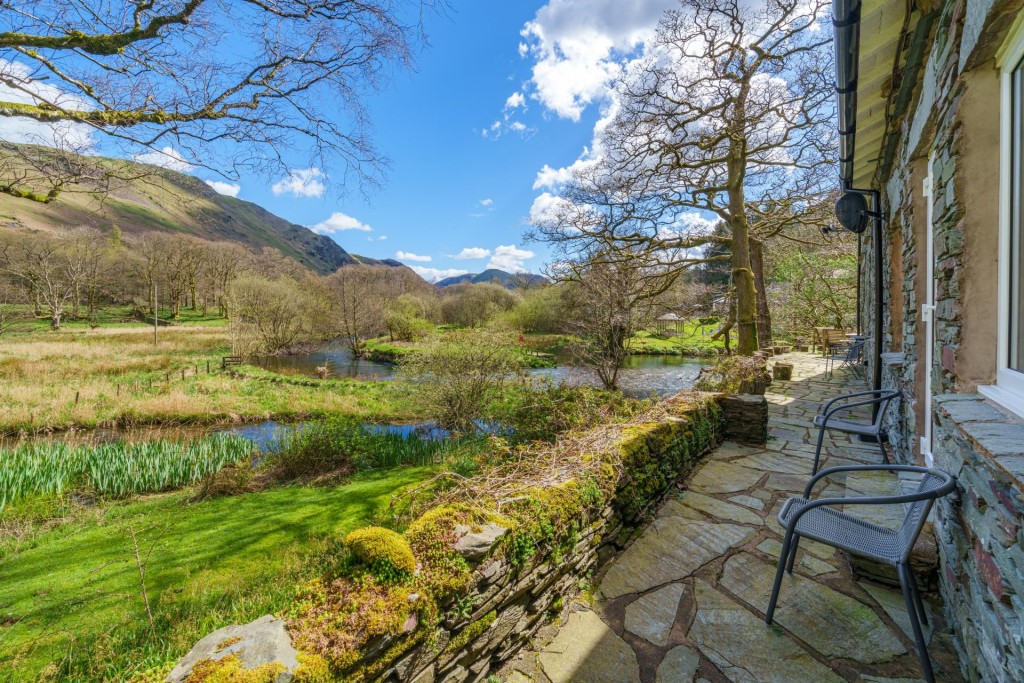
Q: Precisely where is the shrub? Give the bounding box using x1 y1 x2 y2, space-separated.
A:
345 527 417 580
401 332 524 433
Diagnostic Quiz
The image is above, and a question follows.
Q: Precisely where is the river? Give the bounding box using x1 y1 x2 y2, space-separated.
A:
255 343 707 399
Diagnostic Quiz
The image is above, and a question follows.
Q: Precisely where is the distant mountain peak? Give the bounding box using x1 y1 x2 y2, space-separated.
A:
436 269 548 289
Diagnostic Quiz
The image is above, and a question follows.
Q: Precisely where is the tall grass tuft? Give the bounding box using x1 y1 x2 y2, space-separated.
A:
0 435 251 512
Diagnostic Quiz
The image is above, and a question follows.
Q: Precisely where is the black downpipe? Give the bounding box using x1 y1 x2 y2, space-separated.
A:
833 0 885 411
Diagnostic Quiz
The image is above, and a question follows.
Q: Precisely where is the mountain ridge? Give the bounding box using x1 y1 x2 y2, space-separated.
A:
437 269 549 289
0 148 400 276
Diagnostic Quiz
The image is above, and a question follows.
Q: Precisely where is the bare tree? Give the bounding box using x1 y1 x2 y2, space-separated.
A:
0 230 81 328
325 265 386 355
206 242 252 317
0 0 438 201
559 254 668 391
227 275 312 355
0 275 26 333
531 0 834 355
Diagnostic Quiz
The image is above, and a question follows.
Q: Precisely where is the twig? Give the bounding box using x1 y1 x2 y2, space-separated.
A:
127 524 156 639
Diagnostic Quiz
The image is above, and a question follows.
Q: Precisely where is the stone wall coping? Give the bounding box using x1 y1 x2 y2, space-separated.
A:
934 393 1024 486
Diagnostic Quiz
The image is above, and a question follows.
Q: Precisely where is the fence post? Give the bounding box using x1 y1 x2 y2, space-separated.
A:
116 383 120 397
181 368 185 381
75 391 80 405
206 360 211 373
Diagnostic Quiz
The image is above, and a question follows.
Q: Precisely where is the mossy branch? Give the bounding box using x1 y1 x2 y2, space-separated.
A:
0 0 205 56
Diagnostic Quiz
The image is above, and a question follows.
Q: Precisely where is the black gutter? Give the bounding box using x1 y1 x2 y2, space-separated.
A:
833 0 884 410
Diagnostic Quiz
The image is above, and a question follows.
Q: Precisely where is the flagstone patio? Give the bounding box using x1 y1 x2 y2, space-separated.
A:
499 353 964 683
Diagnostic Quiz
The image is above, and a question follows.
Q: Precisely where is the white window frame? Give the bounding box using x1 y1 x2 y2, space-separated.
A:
979 17 1024 419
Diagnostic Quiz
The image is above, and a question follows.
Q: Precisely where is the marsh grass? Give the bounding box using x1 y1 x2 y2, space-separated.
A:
0 325 425 433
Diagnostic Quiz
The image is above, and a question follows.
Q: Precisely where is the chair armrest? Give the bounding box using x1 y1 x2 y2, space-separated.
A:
819 394 898 424
801 464 956 499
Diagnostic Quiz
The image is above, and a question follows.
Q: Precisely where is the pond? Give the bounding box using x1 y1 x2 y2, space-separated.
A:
254 341 396 379
256 341 708 399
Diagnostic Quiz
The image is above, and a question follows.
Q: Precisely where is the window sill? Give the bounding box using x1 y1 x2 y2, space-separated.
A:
977 384 1024 420
935 393 1024 486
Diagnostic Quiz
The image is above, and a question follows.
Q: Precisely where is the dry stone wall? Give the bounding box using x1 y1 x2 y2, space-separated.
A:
167 392 758 683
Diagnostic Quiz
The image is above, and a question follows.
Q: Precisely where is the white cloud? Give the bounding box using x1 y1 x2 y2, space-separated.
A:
504 92 526 110
529 192 573 225
272 168 326 198
519 0 677 120
205 180 241 197
487 245 536 272
0 59 94 149
396 250 431 262
311 211 372 234
454 247 491 260
133 146 195 172
411 266 470 283
379 235 389 240
480 198 493 206
481 119 535 140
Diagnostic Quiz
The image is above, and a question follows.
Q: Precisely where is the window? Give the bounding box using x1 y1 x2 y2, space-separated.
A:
980 21 1024 418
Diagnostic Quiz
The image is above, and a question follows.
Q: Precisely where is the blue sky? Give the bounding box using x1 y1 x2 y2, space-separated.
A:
227 2 598 280
204 0 680 281
1 0 681 280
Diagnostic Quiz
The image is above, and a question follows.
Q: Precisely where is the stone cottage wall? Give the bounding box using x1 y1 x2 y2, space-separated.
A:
866 0 1024 680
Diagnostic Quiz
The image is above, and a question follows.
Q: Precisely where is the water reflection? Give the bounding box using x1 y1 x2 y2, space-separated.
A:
256 341 707 399
536 353 707 399
255 341 396 379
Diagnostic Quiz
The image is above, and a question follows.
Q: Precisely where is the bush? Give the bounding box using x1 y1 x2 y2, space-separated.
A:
344 527 417 579
401 332 524 433
490 380 646 444
693 355 771 394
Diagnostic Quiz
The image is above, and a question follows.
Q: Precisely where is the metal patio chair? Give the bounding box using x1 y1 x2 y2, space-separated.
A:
810 389 900 475
765 464 957 683
825 338 865 377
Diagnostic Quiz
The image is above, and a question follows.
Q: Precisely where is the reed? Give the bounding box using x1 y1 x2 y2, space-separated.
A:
0 434 252 512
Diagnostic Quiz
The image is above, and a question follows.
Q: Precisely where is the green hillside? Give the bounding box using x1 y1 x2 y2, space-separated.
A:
0 149 379 275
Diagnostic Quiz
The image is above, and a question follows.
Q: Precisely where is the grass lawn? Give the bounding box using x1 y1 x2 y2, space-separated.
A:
630 322 725 356
0 467 435 681
0 323 424 434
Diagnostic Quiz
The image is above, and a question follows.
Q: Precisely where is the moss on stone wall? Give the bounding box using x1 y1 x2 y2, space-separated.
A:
345 527 417 581
281 394 723 681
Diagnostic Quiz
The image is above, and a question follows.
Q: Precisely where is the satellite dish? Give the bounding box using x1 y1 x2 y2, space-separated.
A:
835 192 869 233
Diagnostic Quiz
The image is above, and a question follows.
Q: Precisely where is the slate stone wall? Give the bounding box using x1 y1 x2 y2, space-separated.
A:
932 396 1024 683
866 1 1024 680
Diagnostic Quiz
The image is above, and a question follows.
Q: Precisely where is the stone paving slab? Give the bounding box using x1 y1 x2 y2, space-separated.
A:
501 354 963 683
